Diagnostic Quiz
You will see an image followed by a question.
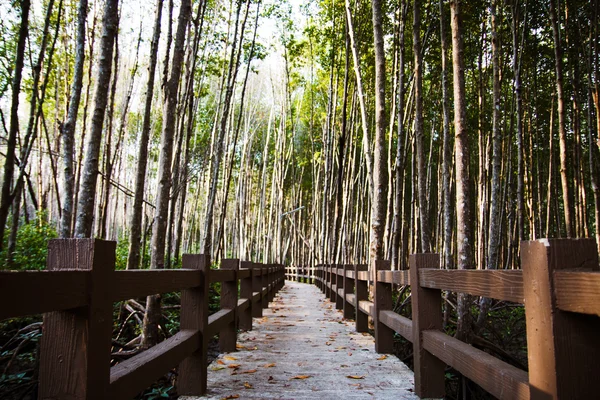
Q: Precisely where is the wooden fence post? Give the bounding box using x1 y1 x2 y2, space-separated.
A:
521 238 600 399
335 264 344 310
374 260 394 354
251 263 263 318
39 238 114 400
178 254 209 395
410 253 445 398
330 264 337 303
219 259 238 353
355 264 368 333
325 264 331 299
343 264 355 320
261 265 268 308
240 261 253 331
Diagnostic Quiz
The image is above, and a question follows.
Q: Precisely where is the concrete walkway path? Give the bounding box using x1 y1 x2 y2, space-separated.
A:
181 281 417 400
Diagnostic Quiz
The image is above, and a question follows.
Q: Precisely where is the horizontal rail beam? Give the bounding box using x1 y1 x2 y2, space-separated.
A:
0 270 90 319
379 310 413 342
377 270 410 285
209 269 236 283
110 329 199 400
112 270 200 302
554 271 600 316
207 308 234 338
419 269 524 303
358 300 374 317
423 330 529 400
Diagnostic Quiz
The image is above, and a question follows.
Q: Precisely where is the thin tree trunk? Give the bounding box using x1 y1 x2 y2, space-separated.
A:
413 0 430 253
549 0 573 237
142 0 190 348
478 0 503 330
59 0 87 238
439 0 453 270
74 0 120 238
0 0 30 252
202 0 244 258
369 0 388 265
450 0 473 341
127 0 163 270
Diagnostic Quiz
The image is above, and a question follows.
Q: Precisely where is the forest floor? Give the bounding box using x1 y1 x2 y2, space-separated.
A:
181 281 418 399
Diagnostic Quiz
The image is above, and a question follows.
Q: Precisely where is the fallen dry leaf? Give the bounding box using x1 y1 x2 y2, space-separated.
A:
244 382 253 389
377 355 387 360
240 369 258 374
346 375 365 379
224 356 238 361
268 376 274 381
325 341 332 346
263 363 276 368
290 375 312 380
227 364 240 369
221 395 239 400
217 360 226 365
211 366 226 371
236 344 245 350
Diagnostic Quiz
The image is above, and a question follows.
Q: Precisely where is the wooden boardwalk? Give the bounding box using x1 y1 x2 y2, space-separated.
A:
181 281 417 399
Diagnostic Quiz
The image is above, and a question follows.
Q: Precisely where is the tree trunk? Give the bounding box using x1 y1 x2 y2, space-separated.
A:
439 0 453 270
450 0 473 341
413 0 430 253
127 0 163 270
369 0 388 265
59 0 87 238
478 0 503 330
0 0 30 252
202 0 244 258
142 0 190 348
73 0 120 238
549 0 573 237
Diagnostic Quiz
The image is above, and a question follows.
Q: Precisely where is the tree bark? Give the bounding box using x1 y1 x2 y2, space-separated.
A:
0 0 30 252
142 0 191 348
127 0 163 270
369 0 388 264
413 0 430 253
549 0 573 237
450 0 473 341
73 0 120 238
59 0 87 238
439 0 453 269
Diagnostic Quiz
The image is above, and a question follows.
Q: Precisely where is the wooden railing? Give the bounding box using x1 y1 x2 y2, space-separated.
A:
0 238 285 400
284 265 314 283
314 238 600 400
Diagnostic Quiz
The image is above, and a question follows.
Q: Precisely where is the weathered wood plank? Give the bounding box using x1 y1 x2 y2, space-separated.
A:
207 308 234 338
377 270 410 285
238 268 251 279
178 254 209 395
423 330 529 400
219 259 238 352
346 293 356 307
209 269 236 283
0 270 89 319
39 239 115 400
419 269 523 303
522 239 600 399
379 310 412 342
358 300 374 317
110 330 199 400
554 271 600 317
410 254 445 398
357 270 369 281
111 270 200 301
237 298 250 312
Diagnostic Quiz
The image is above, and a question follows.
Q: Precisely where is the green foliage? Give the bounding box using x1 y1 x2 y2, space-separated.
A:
1 210 57 271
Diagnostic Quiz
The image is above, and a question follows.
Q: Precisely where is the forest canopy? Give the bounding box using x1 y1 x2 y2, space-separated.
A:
0 0 597 277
